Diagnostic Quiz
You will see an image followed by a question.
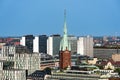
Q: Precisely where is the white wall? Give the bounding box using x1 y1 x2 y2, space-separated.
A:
77 37 84 55
20 37 25 46
77 36 93 57
33 36 39 53
47 37 53 55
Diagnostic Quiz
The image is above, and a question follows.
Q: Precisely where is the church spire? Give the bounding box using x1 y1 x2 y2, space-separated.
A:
59 10 71 69
60 10 71 51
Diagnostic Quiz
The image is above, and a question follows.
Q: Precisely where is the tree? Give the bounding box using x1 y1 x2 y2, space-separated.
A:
44 67 51 75
114 68 120 75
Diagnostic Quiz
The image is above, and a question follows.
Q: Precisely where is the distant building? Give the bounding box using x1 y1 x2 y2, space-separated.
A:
39 35 48 53
33 35 48 53
103 36 108 42
1 45 29 57
94 48 120 59
20 37 25 46
33 36 39 53
47 34 61 56
77 36 93 57
47 35 77 56
112 54 120 62
68 36 77 54
20 35 34 53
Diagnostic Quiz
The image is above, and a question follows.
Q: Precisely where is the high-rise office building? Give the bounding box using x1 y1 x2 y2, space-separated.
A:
39 35 48 53
77 36 93 57
33 35 48 53
21 35 48 53
20 37 25 46
33 36 39 53
20 35 34 53
68 36 77 54
47 34 61 56
59 10 71 69
47 35 77 56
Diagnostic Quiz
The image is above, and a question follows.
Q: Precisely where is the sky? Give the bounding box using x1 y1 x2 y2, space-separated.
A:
0 0 120 37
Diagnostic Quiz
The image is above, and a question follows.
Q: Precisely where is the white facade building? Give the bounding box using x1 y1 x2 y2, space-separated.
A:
20 37 25 46
21 35 48 53
47 35 61 56
33 36 39 53
47 37 53 56
1 69 26 80
14 53 40 75
47 35 78 55
77 36 93 57
1 46 16 57
20 35 34 53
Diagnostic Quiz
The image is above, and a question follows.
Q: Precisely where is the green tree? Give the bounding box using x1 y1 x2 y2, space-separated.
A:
44 67 51 75
114 68 120 75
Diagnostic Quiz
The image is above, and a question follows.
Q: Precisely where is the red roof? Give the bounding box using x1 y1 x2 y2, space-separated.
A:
14 42 20 46
101 59 120 67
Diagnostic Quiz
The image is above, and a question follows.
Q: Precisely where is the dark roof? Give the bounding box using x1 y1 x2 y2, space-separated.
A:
27 70 46 78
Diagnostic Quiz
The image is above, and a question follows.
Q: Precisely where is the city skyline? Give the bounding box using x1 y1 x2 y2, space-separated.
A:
0 0 120 36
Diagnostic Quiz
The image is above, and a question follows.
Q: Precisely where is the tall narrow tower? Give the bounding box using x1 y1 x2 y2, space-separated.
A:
59 10 71 69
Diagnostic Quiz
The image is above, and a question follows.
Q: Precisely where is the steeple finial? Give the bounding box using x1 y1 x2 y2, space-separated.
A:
64 9 66 20
64 9 67 35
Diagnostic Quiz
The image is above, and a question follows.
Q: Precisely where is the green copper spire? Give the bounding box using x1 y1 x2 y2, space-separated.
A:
60 10 71 51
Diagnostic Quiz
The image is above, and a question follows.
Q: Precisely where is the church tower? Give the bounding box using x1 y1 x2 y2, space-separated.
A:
59 10 71 69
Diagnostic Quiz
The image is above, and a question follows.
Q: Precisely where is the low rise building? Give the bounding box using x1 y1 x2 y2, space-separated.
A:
1 69 26 80
0 45 41 80
101 59 120 70
27 70 47 80
88 58 98 65
112 54 120 62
